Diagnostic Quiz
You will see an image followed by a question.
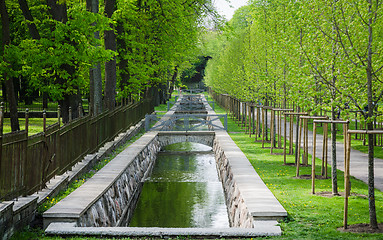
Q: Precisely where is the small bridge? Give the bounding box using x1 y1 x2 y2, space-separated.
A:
181 89 205 94
145 113 227 131
167 100 215 111
146 94 225 131
157 131 215 148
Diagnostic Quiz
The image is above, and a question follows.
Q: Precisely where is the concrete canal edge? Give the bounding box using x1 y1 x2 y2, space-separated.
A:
43 95 287 237
45 222 282 237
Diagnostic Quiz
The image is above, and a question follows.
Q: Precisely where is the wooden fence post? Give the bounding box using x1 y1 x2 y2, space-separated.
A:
289 115 293 154
25 109 29 135
284 113 287 165
78 103 83 118
43 110 47 133
57 105 61 127
69 107 72 122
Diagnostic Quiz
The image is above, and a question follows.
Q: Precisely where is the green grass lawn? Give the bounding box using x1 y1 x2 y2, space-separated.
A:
3 118 58 136
10 96 383 240
3 99 89 112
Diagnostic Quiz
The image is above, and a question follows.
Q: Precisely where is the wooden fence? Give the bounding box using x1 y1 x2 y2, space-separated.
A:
210 89 383 147
0 99 154 200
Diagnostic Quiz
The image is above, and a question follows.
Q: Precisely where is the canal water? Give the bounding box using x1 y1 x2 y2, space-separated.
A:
128 142 230 228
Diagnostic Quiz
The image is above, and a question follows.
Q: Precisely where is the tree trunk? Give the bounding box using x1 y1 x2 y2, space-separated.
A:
331 106 338 195
46 0 68 22
366 0 378 228
294 106 300 164
104 0 117 110
1 0 20 132
4 77 19 131
153 86 160 106
87 0 103 115
59 92 81 123
160 84 167 104
331 13 339 195
42 92 48 109
169 65 178 97
18 0 41 40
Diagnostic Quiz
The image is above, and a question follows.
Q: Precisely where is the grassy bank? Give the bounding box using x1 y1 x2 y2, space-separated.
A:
214 102 383 239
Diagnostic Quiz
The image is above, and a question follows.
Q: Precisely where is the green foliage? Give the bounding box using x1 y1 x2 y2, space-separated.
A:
1 0 219 105
115 0 216 96
180 56 211 84
205 0 383 120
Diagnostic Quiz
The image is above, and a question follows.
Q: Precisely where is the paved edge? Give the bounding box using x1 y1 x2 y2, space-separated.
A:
45 221 282 237
203 95 288 221
42 131 158 225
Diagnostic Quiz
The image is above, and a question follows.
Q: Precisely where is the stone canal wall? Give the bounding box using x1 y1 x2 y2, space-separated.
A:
213 136 254 228
206 95 287 227
77 135 160 227
43 132 160 228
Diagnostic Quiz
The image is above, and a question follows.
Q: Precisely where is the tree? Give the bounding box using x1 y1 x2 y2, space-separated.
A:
104 0 117 110
87 0 103 115
331 0 383 229
0 0 19 132
205 0 383 229
1 0 217 127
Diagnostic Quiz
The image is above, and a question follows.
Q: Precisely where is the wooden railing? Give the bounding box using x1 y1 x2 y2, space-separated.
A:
0 99 154 200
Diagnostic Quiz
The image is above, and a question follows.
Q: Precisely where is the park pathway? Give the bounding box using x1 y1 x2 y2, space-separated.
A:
273 114 383 192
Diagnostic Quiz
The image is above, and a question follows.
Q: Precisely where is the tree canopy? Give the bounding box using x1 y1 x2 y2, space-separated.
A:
204 0 383 229
1 0 218 125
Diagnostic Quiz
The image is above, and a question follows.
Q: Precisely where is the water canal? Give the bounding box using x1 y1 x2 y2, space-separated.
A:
128 141 230 228
43 94 285 237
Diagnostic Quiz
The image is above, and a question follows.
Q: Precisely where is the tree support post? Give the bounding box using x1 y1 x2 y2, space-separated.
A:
312 119 349 194
270 108 293 155
262 106 266 148
298 116 328 171
282 112 307 167
261 106 273 148
345 129 383 229
312 122 317 194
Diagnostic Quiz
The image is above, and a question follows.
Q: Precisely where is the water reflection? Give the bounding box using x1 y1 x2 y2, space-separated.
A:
128 142 229 228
